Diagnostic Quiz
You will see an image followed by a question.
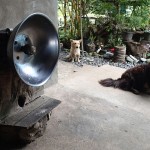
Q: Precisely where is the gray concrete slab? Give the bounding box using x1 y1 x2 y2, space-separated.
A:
24 84 150 150
4 60 150 150
58 61 150 118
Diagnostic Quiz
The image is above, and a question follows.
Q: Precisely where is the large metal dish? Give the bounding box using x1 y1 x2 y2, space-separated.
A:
7 13 59 86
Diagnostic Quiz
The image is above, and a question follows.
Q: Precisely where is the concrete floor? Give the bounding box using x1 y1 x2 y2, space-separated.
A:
4 60 150 150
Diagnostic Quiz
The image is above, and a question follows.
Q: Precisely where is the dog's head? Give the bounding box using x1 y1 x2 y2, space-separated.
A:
70 39 82 49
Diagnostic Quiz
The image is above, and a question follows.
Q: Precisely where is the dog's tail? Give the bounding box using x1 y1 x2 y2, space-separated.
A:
66 54 71 59
99 78 128 90
65 54 72 62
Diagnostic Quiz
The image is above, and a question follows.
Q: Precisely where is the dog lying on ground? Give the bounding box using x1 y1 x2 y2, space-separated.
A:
67 39 82 62
99 63 150 94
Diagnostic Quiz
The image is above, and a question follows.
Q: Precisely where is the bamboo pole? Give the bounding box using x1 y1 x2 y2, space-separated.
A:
80 0 84 55
64 0 67 33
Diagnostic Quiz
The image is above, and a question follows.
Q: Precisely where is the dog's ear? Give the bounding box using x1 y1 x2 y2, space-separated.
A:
70 39 73 42
79 39 82 43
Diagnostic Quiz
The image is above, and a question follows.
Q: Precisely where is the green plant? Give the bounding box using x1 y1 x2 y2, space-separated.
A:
133 5 150 30
124 16 142 31
88 28 96 42
108 33 123 47
123 5 150 31
58 0 150 48
58 26 78 49
58 0 84 39
89 0 150 31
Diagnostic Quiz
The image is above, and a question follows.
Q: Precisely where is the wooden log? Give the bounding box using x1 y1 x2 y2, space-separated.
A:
113 45 126 62
0 57 43 120
125 41 148 58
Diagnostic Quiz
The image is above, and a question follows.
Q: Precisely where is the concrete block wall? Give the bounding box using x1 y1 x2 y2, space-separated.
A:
0 0 58 87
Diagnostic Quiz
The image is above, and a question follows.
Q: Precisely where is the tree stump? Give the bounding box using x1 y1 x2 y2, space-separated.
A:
113 46 126 62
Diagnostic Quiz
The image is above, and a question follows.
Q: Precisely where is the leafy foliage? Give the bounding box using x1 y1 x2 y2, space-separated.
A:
58 0 150 48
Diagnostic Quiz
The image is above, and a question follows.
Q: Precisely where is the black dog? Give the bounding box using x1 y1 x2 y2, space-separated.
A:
99 63 150 94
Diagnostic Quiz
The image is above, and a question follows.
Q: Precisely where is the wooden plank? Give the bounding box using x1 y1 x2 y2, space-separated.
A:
16 98 61 127
0 96 49 125
0 96 61 128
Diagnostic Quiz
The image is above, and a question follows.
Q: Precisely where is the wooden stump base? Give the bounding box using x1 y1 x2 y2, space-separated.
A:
0 96 61 144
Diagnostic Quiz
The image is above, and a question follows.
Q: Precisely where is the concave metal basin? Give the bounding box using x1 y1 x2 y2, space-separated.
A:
7 13 59 86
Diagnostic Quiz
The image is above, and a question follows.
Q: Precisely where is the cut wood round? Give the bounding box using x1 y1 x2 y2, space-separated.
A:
19 115 49 143
122 31 133 42
0 114 51 144
143 32 150 41
113 46 126 62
